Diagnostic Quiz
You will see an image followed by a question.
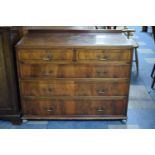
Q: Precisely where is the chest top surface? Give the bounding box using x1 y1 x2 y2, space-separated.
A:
16 30 134 49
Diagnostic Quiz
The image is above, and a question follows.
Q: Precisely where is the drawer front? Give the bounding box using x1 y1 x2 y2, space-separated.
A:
21 81 75 96
18 49 73 61
78 49 131 61
22 99 127 116
19 64 130 78
21 80 129 97
75 81 128 96
22 100 62 116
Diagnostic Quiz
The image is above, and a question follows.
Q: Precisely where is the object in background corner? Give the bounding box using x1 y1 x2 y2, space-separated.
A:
151 64 155 89
0 27 21 125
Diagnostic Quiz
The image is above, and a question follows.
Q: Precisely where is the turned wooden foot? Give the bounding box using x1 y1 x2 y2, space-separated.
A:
22 119 28 123
10 118 22 125
121 119 127 124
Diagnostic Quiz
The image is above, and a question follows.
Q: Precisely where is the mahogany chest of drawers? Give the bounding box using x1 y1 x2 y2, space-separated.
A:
16 29 133 120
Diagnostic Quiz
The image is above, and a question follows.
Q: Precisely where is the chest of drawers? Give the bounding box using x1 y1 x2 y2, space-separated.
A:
16 29 133 120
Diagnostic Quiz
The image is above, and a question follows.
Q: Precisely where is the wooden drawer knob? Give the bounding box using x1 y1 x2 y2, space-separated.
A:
98 57 109 61
96 71 107 76
97 89 105 94
44 107 55 112
97 56 109 61
43 88 53 93
42 54 53 61
41 70 53 76
48 88 53 92
47 108 55 112
96 106 105 112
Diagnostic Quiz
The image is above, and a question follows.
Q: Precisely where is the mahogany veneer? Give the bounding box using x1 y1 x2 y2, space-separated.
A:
16 29 134 120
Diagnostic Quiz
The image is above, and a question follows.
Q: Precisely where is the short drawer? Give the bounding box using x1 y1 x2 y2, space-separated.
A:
22 98 127 116
18 49 73 61
77 49 132 61
19 64 130 79
21 80 129 96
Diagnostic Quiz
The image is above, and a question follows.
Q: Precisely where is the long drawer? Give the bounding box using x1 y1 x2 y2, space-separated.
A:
19 64 131 79
22 98 127 116
21 80 129 97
